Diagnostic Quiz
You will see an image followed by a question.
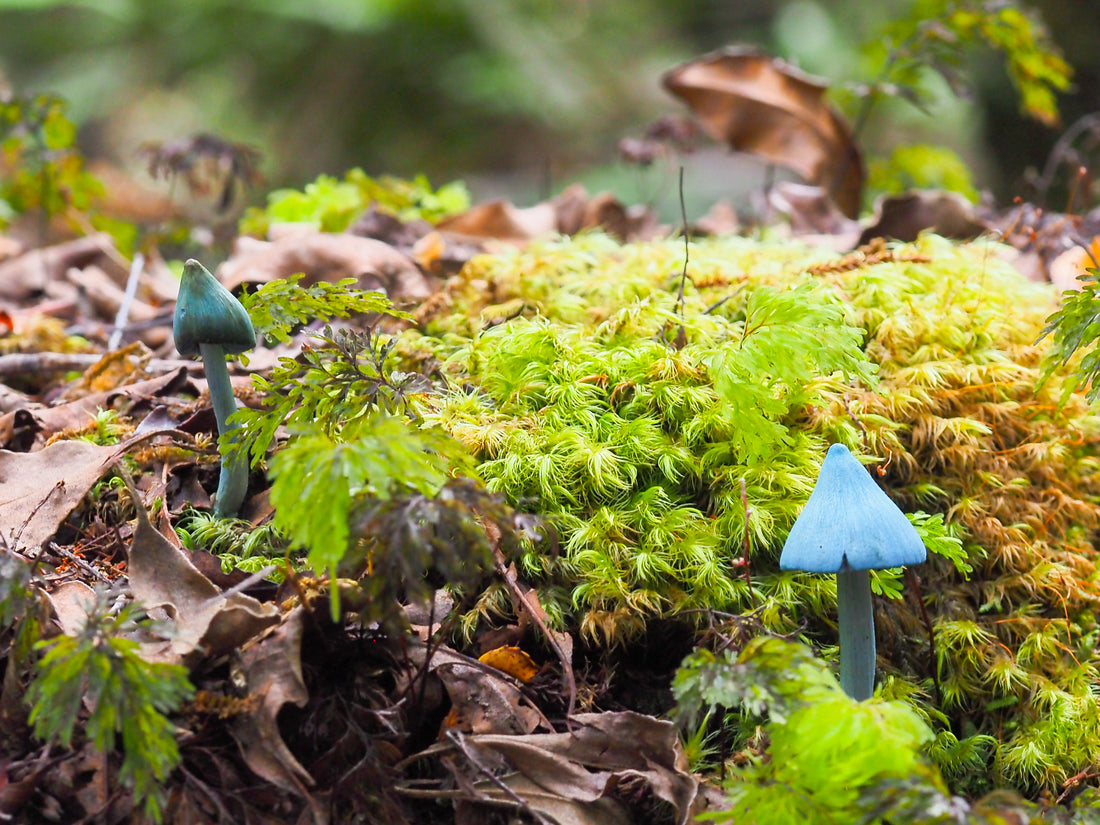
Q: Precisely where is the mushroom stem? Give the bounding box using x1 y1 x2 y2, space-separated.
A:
836 567 875 700
200 342 248 518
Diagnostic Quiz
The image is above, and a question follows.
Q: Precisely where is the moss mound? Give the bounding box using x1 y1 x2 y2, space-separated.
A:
407 232 1100 794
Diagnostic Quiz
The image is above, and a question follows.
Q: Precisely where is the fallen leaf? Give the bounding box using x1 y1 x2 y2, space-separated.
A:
0 366 190 449
479 646 540 684
45 580 98 635
438 200 557 241
859 190 990 245
1049 237 1100 291
411 711 697 825
663 46 863 218
0 439 123 550
230 607 321 807
123 475 280 665
0 234 126 301
767 181 862 242
218 230 431 302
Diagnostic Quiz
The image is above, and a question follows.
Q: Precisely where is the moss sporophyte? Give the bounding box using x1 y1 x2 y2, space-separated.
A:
172 259 255 518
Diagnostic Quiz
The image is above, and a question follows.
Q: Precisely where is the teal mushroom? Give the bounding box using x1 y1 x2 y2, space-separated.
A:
780 443 926 700
173 259 255 518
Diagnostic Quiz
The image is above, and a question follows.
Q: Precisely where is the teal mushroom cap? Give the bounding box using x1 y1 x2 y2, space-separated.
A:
780 443 926 573
780 443 926 701
173 259 255 357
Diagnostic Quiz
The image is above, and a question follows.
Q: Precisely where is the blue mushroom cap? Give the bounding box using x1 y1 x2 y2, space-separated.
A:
780 444 926 573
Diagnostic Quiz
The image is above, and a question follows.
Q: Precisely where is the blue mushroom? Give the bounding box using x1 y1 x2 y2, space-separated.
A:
780 443 926 700
173 259 256 518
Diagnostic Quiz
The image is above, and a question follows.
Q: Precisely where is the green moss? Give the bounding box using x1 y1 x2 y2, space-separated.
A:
403 231 1100 794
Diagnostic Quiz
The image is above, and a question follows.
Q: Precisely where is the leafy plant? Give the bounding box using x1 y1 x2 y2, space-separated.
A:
239 168 469 236
234 276 420 468
1038 260 1100 402
862 0 1071 128
0 91 136 250
675 637 968 824
269 412 472 584
26 589 194 822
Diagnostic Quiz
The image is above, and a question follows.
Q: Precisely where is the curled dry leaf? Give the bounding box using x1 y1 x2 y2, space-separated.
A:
663 46 863 218
401 641 546 737
122 473 279 665
230 606 319 805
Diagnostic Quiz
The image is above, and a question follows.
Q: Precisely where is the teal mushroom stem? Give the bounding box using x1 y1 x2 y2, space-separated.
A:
836 567 875 700
780 443 926 701
201 341 249 517
173 259 255 518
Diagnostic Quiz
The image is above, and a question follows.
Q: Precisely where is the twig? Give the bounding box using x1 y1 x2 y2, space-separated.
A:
486 521 576 718
47 542 113 584
0 352 196 378
108 252 145 351
444 730 557 825
739 478 756 607
672 166 690 350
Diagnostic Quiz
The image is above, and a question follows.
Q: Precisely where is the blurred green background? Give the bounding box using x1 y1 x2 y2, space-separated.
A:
0 0 1096 217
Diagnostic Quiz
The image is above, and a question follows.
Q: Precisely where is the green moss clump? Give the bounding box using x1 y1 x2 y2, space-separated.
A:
405 231 1100 795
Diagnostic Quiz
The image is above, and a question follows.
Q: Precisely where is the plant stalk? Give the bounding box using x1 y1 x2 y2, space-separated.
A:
837 567 875 701
201 342 248 518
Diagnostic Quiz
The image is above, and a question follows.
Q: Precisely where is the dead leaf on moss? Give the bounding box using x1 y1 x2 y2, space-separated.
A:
860 190 990 245
438 200 558 242
663 46 863 218
218 230 430 302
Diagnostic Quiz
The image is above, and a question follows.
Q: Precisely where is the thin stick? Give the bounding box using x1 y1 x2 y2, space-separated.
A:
108 252 146 351
0 352 196 378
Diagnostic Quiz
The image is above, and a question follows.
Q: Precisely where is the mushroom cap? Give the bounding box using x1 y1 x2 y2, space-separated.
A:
780 443 926 573
173 259 255 357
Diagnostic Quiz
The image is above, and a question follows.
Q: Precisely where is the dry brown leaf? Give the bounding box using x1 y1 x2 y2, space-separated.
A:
0 438 125 550
124 477 279 665
230 607 319 804
0 366 190 449
438 200 558 241
859 190 990 245
1049 237 1100 291
218 230 430 302
45 580 98 635
416 711 697 825
663 46 863 218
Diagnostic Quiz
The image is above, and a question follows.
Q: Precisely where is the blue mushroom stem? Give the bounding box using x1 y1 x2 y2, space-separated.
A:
836 567 875 701
201 342 248 518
